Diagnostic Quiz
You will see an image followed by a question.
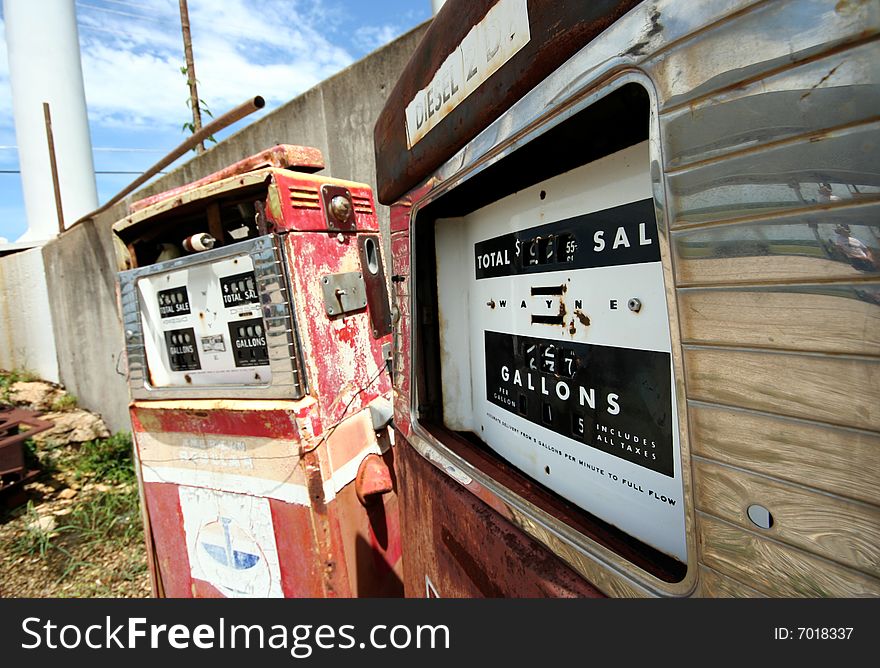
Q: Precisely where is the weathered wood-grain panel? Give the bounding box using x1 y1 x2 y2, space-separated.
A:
698 565 764 598
694 459 880 577
679 288 880 356
698 514 880 597
675 252 879 286
689 404 880 506
684 348 880 431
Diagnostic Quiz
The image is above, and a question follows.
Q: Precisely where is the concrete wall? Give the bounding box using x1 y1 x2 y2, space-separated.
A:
0 245 61 383
41 210 130 430
22 23 429 433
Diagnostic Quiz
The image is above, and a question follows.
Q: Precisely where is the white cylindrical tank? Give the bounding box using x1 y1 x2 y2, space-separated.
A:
4 0 98 241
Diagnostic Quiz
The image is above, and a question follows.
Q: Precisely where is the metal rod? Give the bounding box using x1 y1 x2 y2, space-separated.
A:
73 95 265 225
43 102 65 234
178 0 204 154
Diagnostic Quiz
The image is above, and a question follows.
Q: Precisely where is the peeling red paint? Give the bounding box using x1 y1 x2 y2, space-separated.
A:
130 145 325 213
132 405 302 440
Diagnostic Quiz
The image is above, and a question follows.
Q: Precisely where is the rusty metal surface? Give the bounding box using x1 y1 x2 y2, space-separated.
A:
373 0 641 205
397 439 604 598
334 448 404 598
130 144 325 213
358 234 393 338
0 407 52 479
320 185 357 232
0 407 52 508
389 230 412 435
283 230 392 429
355 453 394 505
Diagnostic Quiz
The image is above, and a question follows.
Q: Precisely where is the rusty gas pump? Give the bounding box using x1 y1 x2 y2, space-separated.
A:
114 145 402 597
375 0 880 598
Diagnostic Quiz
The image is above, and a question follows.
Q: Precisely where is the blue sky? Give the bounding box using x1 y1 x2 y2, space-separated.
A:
0 0 431 242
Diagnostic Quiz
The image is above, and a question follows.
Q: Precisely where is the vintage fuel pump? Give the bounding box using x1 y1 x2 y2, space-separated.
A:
375 0 880 597
114 145 401 597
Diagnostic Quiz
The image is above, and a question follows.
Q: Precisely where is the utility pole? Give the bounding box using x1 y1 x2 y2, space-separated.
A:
178 0 204 154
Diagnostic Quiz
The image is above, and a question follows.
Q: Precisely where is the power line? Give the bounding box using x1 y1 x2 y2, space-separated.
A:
1 170 167 175
93 147 166 153
76 2 168 24
77 22 171 41
99 0 156 10
0 146 166 152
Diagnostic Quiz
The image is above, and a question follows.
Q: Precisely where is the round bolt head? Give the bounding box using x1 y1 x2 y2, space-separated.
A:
329 195 352 223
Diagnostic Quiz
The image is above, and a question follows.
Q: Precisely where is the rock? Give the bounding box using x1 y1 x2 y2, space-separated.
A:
24 482 55 495
56 488 78 500
7 381 67 411
52 507 73 517
28 515 56 534
31 409 110 446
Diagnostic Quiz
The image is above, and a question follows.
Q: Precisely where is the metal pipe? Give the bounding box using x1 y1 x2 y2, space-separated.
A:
73 95 266 225
42 102 64 234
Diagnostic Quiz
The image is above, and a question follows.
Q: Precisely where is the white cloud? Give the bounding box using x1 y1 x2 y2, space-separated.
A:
74 0 360 130
354 24 401 53
1 0 428 138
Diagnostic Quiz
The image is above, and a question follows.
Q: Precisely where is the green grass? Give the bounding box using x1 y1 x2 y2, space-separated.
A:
11 501 56 558
5 431 143 586
73 432 136 484
50 394 77 412
66 487 142 544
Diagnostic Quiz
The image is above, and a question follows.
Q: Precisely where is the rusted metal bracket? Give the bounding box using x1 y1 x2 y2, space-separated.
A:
0 407 53 506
